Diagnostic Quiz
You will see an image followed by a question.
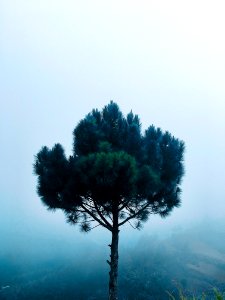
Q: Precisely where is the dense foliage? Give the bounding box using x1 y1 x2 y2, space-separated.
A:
34 101 185 231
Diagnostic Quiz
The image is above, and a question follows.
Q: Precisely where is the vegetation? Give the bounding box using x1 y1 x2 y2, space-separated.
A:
33 101 185 299
168 288 224 300
1 223 225 299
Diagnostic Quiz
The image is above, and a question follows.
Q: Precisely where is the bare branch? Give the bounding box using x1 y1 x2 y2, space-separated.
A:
94 202 113 229
82 201 96 210
118 198 132 211
81 196 113 229
89 224 101 231
128 220 136 229
118 202 151 227
81 204 112 231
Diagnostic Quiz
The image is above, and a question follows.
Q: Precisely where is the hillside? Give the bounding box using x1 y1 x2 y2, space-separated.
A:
1 222 225 299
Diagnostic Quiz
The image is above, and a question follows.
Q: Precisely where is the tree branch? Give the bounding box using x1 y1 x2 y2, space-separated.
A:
82 201 96 210
118 198 132 211
82 196 113 230
93 202 113 230
128 220 137 229
118 201 151 227
89 224 101 231
81 204 112 231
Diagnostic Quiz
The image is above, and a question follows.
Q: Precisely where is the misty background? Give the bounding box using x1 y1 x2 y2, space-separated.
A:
1 1 225 299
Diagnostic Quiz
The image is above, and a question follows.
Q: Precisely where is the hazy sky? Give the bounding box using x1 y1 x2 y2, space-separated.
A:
1 1 225 243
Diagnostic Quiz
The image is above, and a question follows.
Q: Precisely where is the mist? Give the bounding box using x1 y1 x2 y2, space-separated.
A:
1 1 225 299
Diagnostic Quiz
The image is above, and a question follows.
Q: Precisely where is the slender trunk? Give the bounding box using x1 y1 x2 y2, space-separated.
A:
108 208 119 300
109 228 119 300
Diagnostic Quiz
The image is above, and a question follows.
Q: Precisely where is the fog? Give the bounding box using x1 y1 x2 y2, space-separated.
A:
1 1 225 299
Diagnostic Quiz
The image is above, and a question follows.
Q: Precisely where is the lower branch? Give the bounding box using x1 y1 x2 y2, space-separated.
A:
81 204 112 231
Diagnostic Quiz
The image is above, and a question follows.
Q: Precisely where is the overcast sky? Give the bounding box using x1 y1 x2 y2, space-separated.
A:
1 1 225 243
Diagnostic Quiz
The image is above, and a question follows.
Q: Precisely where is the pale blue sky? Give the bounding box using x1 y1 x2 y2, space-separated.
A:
1 1 225 243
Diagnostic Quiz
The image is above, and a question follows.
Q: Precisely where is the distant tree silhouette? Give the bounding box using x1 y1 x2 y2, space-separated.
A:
34 101 185 300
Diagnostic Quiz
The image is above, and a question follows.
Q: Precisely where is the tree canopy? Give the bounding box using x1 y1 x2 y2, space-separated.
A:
34 101 185 232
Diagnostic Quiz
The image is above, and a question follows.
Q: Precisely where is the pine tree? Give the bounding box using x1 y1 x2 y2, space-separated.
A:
34 101 185 300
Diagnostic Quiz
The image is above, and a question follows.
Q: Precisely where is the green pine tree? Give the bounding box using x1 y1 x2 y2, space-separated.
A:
34 101 185 300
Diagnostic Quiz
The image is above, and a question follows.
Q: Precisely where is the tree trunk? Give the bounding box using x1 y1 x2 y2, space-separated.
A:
109 228 119 300
108 203 119 300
